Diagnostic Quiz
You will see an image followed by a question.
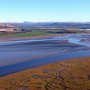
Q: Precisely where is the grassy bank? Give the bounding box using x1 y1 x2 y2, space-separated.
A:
0 28 88 38
0 31 51 37
0 31 54 41
0 57 90 90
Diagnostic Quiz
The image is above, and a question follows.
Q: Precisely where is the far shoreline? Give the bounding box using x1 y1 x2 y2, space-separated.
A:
0 32 89 42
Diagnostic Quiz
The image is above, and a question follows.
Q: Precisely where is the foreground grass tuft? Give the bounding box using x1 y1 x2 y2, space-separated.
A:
0 57 90 90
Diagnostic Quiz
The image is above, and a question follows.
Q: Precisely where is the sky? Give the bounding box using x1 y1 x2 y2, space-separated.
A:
0 0 90 22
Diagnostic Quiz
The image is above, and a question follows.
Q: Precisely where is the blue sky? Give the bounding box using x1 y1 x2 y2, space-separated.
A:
0 0 90 22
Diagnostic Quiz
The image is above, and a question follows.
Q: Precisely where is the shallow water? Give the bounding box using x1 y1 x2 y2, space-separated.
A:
0 34 90 76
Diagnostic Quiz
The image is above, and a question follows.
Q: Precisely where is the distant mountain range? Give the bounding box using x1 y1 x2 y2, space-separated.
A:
0 22 90 29
13 22 90 29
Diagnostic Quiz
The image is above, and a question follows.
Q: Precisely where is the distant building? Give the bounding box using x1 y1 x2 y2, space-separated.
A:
80 29 90 31
0 23 18 33
0 28 17 32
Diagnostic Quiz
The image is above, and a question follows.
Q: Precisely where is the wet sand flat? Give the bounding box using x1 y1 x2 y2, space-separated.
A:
0 34 90 76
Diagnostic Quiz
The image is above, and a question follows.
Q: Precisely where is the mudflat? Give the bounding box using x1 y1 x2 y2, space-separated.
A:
0 34 90 76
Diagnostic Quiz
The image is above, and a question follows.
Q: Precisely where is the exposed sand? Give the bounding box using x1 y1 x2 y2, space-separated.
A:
0 57 90 90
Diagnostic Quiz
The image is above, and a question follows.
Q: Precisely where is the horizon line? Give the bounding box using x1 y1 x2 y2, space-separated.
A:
0 21 90 23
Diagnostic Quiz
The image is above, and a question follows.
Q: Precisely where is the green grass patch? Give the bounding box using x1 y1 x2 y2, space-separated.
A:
0 31 51 37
